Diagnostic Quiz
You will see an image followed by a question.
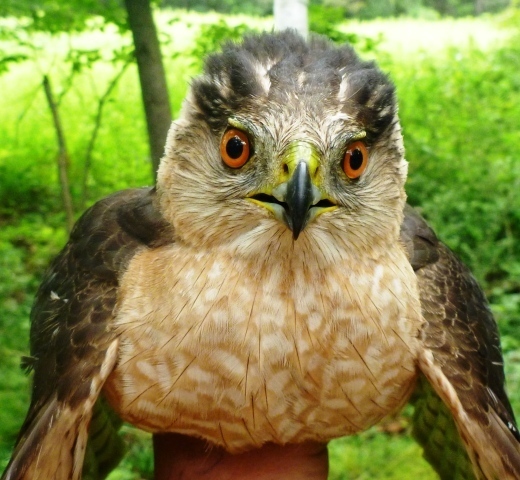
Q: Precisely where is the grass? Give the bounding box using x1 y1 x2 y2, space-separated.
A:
329 431 437 480
343 15 511 54
1 10 520 479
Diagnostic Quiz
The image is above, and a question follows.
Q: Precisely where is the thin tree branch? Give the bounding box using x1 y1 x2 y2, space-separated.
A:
80 59 131 209
42 74 75 232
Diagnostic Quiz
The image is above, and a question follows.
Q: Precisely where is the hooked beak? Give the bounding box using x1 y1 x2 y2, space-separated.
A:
284 161 316 239
247 141 337 239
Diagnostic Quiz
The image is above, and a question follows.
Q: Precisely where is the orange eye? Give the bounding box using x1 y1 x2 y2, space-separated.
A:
220 129 251 168
343 141 368 179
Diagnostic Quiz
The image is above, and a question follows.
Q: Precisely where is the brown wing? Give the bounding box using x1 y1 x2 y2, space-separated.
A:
2 187 173 480
402 205 520 479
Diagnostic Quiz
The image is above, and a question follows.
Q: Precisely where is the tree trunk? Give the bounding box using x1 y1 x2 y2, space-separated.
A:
124 0 172 181
274 0 309 38
42 75 75 233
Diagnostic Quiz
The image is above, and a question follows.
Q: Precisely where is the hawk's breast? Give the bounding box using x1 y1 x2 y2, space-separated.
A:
104 242 422 452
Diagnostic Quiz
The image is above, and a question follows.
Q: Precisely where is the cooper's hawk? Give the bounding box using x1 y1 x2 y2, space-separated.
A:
3 31 520 479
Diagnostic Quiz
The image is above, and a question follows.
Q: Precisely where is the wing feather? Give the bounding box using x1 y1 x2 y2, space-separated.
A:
2 188 173 480
402 205 520 479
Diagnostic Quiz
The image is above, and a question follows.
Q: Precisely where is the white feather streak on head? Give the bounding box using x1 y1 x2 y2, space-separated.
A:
326 112 351 125
252 63 272 95
337 74 349 103
383 115 408 186
297 71 306 88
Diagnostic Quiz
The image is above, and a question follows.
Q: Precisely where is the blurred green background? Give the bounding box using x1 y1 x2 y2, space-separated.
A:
1 0 520 478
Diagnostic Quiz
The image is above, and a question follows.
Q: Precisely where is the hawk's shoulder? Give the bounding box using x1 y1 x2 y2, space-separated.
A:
65 186 173 280
29 186 174 393
400 203 439 271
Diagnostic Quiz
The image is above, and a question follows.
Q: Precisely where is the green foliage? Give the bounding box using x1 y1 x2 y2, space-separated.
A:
190 19 257 68
0 0 126 33
106 427 154 480
317 0 510 18
388 38 520 328
0 215 68 468
310 4 351 42
161 0 272 16
310 4 384 51
329 426 437 479
376 24 520 418
0 52 28 74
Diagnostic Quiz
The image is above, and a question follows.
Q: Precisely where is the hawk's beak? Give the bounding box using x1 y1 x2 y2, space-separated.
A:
284 161 314 239
247 141 337 240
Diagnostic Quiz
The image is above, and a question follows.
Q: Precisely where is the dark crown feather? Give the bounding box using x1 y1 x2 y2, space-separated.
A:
191 30 396 139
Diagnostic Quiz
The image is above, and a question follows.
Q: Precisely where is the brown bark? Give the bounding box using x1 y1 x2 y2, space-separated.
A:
124 0 172 181
42 75 75 232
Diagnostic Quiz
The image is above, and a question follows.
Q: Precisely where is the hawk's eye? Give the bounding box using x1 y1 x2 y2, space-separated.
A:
220 129 251 168
343 141 368 179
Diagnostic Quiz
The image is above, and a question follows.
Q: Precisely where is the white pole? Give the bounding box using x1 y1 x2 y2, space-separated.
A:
273 0 309 38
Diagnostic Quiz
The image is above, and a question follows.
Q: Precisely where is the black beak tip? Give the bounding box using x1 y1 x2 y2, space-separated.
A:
286 161 313 241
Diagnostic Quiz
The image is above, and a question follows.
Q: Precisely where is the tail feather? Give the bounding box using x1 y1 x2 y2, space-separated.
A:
2 397 89 480
2 339 119 480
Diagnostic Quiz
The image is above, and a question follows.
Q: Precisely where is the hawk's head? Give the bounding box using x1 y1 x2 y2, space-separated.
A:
157 31 407 263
